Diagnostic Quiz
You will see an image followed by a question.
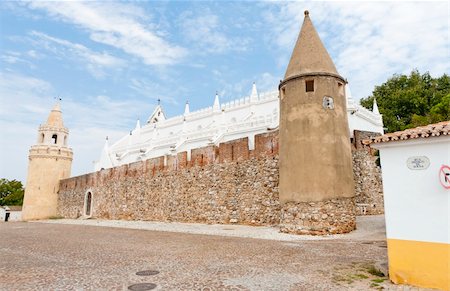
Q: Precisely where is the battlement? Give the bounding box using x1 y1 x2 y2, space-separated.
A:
61 131 279 189
29 145 73 160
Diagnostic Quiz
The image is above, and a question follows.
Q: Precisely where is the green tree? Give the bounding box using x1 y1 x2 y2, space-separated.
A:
0 179 24 206
360 70 450 133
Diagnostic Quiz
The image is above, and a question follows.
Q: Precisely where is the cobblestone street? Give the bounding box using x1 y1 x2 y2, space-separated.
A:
0 217 426 290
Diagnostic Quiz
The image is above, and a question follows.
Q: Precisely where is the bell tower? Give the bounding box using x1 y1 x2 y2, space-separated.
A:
22 102 73 220
278 11 356 234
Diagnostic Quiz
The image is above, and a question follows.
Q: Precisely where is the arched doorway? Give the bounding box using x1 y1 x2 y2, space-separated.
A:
84 191 93 217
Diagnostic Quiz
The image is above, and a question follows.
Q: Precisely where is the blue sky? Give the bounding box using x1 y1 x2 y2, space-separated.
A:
0 1 448 182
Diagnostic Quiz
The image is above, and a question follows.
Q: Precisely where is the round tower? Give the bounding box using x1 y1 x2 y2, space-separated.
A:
278 11 356 234
22 103 73 220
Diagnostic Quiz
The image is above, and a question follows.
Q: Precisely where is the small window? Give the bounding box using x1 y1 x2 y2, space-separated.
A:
279 87 286 101
306 80 314 92
51 134 57 144
64 135 67 146
338 82 344 95
40 133 45 143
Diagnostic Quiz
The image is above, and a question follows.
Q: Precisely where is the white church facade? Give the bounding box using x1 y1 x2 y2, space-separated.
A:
95 83 383 170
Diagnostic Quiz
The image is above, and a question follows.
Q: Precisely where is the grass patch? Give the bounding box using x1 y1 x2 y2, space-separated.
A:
370 282 384 290
332 275 354 284
371 278 385 283
354 273 369 279
366 265 385 277
48 215 64 220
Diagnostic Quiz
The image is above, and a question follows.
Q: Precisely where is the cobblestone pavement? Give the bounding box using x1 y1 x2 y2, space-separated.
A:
0 217 429 291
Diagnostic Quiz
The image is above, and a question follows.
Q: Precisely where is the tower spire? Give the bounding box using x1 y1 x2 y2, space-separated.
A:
284 10 340 80
22 103 73 220
278 10 355 235
46 102 65 127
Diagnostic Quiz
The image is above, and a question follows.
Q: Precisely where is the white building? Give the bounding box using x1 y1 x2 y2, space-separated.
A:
0 206 22 222
368 121 450 290
95 84 383 170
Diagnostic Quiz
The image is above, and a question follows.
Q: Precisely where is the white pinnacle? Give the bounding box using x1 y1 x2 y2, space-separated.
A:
184 101 190 115
373 98 380 114
213 92 220 112
250 82 258 103
134 119 141 132
345 84 354 103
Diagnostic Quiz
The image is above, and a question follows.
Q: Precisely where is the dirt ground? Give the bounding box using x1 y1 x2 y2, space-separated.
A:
0 216 430 290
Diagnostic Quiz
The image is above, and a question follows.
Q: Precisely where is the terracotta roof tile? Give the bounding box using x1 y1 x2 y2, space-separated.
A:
2 205 22 211
363 121 450 145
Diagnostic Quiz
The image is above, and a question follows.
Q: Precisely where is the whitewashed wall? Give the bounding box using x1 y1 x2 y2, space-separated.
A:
375 136 450 244
0 208 22 222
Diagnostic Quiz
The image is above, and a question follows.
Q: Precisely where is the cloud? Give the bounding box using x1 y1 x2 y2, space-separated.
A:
263 2 449 100
30 31 125 78
213 71 279 101
25 1 187 65
129 78 181 106
178 9 250 54
0 71 53 118
0 72 53 182
0 51 34 66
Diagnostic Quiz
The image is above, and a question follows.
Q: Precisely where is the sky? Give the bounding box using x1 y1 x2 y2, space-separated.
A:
0 1 448 183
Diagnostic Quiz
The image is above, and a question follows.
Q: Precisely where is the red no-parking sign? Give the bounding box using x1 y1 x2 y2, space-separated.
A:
439 165 450 189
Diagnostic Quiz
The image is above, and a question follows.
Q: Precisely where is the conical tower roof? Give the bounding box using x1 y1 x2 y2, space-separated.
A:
284 11 340 80
45 102 65 128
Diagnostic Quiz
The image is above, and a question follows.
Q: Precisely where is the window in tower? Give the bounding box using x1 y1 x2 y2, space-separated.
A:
51 134 58 144
338 82 344 95
40 133 45 143
64 135 67 146
306 80 314 92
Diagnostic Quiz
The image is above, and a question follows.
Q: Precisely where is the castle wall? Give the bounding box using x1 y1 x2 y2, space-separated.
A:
58 131 383 234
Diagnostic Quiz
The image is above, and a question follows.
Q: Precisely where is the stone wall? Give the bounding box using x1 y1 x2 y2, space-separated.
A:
58 130 383 235
352 130 384 215
280 197 356 235
58 132 281 226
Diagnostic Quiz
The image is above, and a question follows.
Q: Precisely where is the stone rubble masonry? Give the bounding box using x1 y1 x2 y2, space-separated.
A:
352 130 384 215
58 130 382 235
280 197 356 235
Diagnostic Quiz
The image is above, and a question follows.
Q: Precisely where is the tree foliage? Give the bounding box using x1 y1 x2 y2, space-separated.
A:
0 178 24 206
360 70 450 133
